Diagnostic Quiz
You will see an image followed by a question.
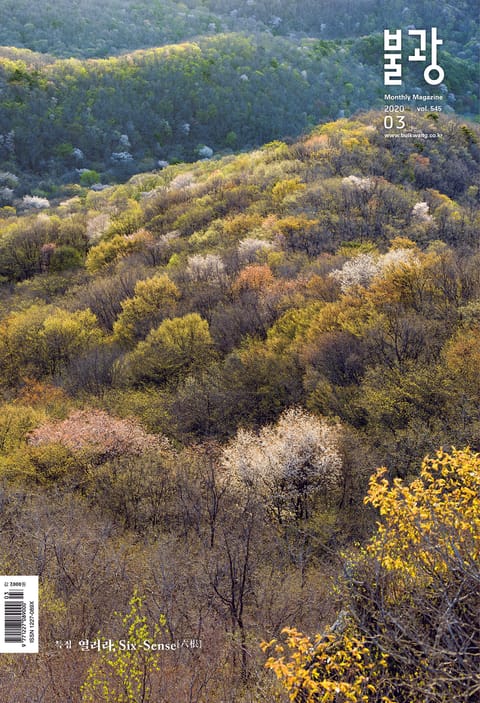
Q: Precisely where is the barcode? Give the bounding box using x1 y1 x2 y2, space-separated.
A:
0 576 38 653
4 590 25 644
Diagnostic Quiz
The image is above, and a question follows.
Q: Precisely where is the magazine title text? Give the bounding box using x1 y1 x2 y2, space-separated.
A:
384 28 444 86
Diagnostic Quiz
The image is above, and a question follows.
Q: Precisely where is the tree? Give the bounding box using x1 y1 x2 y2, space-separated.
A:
207 492 258 683
231 264 275 294
74 269 141 331
79 169 101 187
263 448 480 702
0 305 104 381
329 252 380 292
89 449 176 532
0 304 47 381
40 308 104 376
113 273 180 346
122 313 215 386
28 409 169 463
185 254 225 283
85 231 147 273
49 244 83 272
81 590 166 703
0 402 46 454
444 325 480 399
222 407 343 523
276 217 322 256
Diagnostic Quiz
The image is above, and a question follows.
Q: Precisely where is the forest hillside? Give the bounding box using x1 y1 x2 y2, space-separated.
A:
0 111 478 701
0 0 478 191
1 0 478 58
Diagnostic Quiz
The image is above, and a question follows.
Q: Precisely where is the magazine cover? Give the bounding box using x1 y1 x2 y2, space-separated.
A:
0 1 478 701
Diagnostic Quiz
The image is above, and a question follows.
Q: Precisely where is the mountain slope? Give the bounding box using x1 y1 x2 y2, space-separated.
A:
0 32 477 193
0 0 477 58
0 113 478 701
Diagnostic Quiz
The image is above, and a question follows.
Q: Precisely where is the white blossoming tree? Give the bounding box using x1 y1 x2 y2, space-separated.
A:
197 144 214 159
237 237 274 264
186 253 225 282
21 194 50 210
0 187 13 205
222 407 343 523
411 201 433 223
330 253 380 292
342 175 373 191
168 171 194 190
330 248 415 293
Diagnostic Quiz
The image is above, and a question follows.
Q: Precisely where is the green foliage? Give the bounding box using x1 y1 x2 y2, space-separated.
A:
40 308 104 376
0 403 46 454
122 313 215 387
0 442 79 484
49 245 83 271
81 590 166 703
113 274 180 346
1 0 477 187
0 305 104 381
79 170 101 187
86 233 141 273
0 212 88 281
0 1 477 62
